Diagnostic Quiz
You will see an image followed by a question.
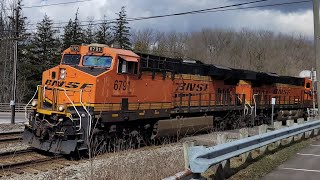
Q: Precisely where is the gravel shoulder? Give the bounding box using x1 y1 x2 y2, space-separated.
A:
0 123 24 132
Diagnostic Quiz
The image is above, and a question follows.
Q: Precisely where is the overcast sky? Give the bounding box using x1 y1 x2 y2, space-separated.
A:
20 0 314 37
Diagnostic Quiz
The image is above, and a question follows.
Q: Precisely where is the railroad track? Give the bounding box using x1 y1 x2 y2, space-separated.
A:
0 148 74 178
0 131 23 143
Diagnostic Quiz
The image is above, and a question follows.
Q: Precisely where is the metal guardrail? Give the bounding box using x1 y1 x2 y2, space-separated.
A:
187 120 320 174
0 103 31 112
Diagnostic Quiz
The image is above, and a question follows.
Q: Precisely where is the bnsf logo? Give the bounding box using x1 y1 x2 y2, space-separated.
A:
45 79 93 89
175 83 208 92
273 89 290 95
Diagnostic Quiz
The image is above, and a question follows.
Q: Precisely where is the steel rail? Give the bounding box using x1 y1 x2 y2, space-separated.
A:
0 155 62 170
0 131 23 142
188 120 320 173
0 148 62 173
0 131 23 135
0 148 34 158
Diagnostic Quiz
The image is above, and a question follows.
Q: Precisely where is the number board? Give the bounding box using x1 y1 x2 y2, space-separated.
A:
70 45 80 52
89 46 103 53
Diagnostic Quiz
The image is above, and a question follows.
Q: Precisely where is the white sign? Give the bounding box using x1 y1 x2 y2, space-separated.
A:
271 98 276 105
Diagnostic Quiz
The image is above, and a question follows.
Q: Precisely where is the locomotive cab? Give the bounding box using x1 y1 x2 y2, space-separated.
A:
23 44 141 154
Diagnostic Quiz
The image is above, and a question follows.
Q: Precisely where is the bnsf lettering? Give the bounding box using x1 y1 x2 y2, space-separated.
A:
45 79 93 89
52 81 65 87
273 89 290 95
176 83 208 92
80 83 93 89
65 82 80 88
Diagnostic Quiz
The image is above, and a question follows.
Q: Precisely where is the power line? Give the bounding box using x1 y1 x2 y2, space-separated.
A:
23 0 93 9
22 0 310 31
127 0 311 22
126 0 272 21
202 0 312 14
4 0 93 10
26 0 272 26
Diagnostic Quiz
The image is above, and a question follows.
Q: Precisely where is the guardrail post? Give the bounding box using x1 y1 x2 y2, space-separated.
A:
297 118 304 124
286 120 294 144
273 121 282 149
305 118 313 138
315 123 320 136
183 141 195 169
307 116 314 121
259 125 268 154
239 128 252 163
212 133 231 180
296 118 305 140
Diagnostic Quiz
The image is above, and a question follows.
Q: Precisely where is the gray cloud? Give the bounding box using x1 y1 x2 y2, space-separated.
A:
22 0 314 37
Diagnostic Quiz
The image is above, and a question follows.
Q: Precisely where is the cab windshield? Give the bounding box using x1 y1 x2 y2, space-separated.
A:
83 56 112 68
62 54 81 65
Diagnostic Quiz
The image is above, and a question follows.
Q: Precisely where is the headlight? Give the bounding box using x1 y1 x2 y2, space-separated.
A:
31 99 38 107
58 105 65 112
60 68 66 80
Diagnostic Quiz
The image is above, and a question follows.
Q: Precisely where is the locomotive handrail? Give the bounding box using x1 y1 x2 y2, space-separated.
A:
80 89 92 137
24 85 41 121
57 87 82 131
187 119 320 174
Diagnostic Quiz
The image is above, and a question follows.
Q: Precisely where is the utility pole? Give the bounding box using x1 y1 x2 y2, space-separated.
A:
11 4 18 124
313 0 320 117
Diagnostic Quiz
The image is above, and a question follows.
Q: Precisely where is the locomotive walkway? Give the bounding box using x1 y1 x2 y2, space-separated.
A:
263 138 320 180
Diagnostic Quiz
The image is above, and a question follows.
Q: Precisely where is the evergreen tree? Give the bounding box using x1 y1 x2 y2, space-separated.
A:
23 14 60 101
62 19 74 49
72 10 83 45
84 20 95 44
95 17 112 45
113 7 131 49
32 14 60 67
62 10 83 49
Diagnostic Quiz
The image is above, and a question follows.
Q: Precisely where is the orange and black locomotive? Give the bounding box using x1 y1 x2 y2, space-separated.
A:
23 44 314 154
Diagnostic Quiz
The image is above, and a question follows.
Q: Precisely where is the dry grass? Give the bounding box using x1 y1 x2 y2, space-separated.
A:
93 145 184 179
39 144 184 180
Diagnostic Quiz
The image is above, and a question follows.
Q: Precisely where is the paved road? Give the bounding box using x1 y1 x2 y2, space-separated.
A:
263 139 320 180
0 112 26 124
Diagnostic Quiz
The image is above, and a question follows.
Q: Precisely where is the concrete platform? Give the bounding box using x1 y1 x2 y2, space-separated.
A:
263 138 320 180
0 112 26 124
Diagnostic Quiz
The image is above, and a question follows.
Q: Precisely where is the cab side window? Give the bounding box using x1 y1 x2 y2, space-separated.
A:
306 82 311 88
118 58 138 74
128 61 138 74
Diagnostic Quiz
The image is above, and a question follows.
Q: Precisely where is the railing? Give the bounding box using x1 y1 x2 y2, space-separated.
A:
165 118 320 179
0 103 31 112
